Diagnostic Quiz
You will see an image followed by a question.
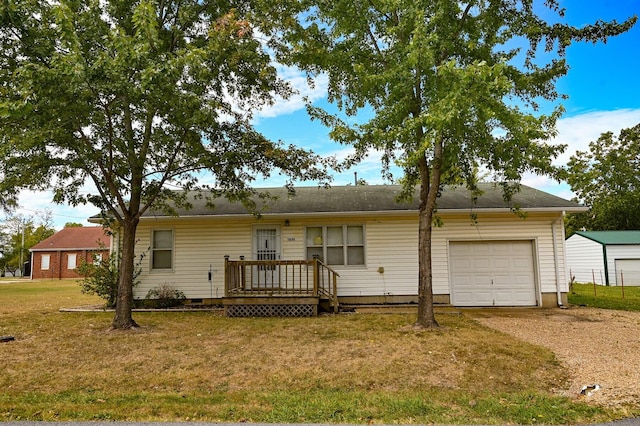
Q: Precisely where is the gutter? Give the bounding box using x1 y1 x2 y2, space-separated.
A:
29 247 109 252
552 215 564 307
104 206 588 223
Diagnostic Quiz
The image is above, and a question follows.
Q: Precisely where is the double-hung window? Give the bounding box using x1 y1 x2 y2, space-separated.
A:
306 225 365 266
152 230 173 270
41 254 50 270
67 253 77 270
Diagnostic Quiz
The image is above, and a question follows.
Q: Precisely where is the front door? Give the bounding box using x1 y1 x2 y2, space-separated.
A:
252 226 281 287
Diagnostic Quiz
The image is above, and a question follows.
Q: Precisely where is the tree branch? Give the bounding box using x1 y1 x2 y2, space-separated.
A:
76 126 128 217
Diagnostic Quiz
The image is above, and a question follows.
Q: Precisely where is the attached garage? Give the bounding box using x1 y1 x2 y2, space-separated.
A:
449 240 537 306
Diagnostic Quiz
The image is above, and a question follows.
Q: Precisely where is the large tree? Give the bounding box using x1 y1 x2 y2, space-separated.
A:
565 123 640 235
0 0 328 329
286 0 635 327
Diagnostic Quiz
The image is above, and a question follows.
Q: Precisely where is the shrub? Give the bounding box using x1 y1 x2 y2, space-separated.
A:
77 254 119 308
77 249 145 308
143 283 186 308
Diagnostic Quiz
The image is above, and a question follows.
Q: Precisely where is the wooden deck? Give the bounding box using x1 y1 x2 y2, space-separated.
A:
223 258 339 316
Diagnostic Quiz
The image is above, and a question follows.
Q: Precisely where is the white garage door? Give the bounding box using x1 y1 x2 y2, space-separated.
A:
614 259 640 286
450 241 537 306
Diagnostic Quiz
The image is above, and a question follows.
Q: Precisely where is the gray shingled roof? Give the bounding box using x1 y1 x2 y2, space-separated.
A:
138 183 584 218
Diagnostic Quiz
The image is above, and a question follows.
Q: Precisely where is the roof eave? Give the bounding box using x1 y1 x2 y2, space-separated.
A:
29 247 110 252
135 206 581 221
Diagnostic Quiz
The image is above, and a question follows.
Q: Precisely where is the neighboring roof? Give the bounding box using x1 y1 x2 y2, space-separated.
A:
573 231 640 246
30 227 110 252
128 183 584 219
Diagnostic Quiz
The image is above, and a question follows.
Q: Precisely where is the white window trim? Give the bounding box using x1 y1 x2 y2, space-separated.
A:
41 254 50 270
151 229 175 271
305 225 366 267
67 253 77 270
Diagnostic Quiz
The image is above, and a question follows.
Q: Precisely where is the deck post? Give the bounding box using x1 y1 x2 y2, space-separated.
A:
239 256 246 290
312 257 319 296
224 255 230 296
332 272 338 313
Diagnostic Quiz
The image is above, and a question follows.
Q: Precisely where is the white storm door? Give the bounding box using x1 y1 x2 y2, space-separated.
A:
252 227 281 287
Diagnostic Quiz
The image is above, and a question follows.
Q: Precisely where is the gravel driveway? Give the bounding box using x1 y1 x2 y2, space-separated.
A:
468 307 640 407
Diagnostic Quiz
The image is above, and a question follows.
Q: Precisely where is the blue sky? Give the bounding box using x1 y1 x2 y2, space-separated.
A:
10 0 640 229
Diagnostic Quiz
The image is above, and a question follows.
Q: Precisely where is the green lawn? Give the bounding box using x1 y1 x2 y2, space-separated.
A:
569 282 640 311
0 279 635 424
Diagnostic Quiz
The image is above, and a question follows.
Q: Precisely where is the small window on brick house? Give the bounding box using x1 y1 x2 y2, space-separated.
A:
41 254 50 270
67 253 77 270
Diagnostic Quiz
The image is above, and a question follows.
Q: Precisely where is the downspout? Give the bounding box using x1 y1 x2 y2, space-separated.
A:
552 215 564 307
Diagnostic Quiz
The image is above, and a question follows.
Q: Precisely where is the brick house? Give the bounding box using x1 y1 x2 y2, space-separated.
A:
29 227 111 279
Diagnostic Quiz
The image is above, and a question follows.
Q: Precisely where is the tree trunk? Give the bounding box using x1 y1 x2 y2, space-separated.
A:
112 218 140 329
415 154 441 328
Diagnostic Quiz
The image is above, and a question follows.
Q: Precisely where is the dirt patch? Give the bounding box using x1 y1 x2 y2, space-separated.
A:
468 307 640 407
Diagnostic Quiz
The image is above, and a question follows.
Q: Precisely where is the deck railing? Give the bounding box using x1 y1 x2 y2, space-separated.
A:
224 257 340 312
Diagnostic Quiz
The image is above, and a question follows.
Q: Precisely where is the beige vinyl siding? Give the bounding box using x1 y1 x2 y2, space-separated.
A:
435 213 564 296
131 211 566 301
339 216 418 297
289 216 412 297
134 218 255 299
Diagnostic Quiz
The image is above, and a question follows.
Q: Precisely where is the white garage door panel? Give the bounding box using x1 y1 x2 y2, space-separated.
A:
453 258 471 269
615 259 640 286
493 258 510 269
473 258 491 269
450 241 537 306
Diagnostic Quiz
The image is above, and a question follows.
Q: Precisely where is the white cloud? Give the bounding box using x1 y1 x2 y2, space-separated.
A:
326 109 640 198
12 190 99 230
255 66 328 119
523 108 640 197
521 174 558 190
552 109 640 166
14 178 104 230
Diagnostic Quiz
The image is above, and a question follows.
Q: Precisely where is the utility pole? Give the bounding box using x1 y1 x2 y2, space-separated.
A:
19 219 24 277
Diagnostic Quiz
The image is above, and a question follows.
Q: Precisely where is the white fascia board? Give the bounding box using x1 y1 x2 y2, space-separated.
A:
136 206 582 221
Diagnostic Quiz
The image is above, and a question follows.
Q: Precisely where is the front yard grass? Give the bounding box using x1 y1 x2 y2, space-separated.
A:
0 279 630 424
569 282 640 312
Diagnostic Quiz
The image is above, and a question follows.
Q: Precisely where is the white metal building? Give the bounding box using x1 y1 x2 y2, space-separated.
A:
566 231 640 286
